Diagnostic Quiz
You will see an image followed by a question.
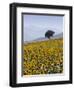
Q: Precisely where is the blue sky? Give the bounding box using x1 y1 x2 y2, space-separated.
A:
23 14 64 42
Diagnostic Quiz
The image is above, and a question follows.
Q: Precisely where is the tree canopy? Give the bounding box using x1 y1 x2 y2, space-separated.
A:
45 30 55 39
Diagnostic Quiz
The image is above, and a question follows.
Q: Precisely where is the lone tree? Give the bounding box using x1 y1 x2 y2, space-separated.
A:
45 30 55 39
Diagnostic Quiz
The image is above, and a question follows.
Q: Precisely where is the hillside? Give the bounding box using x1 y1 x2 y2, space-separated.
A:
51 32 63 39
23 39 63 75
24 32 63 44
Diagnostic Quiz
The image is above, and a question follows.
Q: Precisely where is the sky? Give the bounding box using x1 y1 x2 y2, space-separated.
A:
23 14 64 42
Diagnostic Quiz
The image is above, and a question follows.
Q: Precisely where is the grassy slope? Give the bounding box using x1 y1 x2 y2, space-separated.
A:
23 39 63 75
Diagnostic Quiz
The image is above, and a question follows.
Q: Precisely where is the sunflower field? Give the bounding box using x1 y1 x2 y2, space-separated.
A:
23 39 63 75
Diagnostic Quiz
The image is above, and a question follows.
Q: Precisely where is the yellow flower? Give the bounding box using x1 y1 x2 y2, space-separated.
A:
23 39 63 75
